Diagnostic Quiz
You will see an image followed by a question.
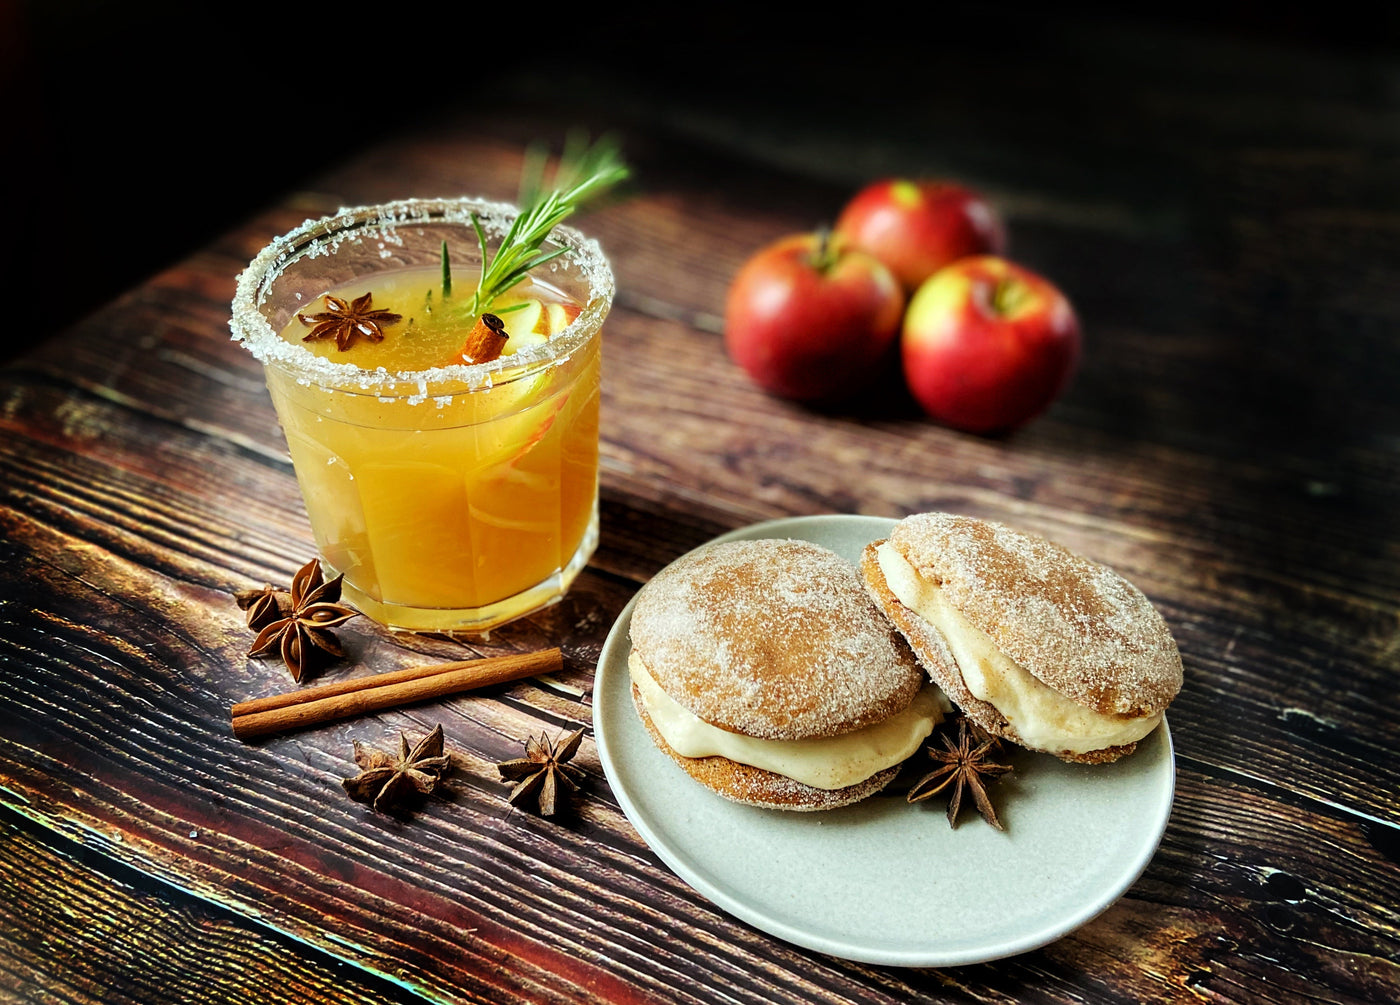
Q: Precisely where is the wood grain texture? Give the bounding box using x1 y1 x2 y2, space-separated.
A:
0 808 426 1005
4 16 1400 1005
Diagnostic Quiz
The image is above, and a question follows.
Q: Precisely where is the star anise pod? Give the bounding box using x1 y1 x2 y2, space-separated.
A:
246 558 358 682
342 725 452 813
497 727 586 817
297 291 402 350
233 583 292 631
908 717 1013 830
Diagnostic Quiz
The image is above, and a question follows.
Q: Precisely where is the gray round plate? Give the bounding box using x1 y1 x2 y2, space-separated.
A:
594 514 1175 966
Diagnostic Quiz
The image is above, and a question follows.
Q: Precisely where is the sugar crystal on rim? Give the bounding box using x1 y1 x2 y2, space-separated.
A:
229 196 614 397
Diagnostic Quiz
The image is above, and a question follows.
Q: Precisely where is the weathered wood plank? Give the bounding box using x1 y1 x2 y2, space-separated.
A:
5 353 1397 830
2 358 1398 1003
0 808 431 1005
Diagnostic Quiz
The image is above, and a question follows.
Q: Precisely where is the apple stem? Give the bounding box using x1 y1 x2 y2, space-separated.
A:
810 226 839 274
991 277 1027 316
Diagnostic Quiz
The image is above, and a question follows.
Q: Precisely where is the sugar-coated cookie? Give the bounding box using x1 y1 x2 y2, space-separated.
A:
862 513 1182 764
629 538 946 810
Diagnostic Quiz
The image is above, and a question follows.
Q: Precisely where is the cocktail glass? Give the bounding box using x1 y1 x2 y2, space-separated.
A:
230 197 613 635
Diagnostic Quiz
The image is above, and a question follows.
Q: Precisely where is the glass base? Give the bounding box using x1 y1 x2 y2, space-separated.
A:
333 511 599 639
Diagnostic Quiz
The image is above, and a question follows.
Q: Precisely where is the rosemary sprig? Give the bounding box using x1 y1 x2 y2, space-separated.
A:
466 135 628 317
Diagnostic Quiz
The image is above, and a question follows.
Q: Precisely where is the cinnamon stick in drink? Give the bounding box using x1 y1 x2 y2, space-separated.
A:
231 648 562 740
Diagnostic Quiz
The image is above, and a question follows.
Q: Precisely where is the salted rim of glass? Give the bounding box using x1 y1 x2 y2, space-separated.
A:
229 196 614 394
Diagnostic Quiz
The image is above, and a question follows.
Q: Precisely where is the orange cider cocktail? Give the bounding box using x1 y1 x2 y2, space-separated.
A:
231 197 614 634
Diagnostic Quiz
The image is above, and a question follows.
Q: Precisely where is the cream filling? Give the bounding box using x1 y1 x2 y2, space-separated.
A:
629 652 946 790
876 542 1160 754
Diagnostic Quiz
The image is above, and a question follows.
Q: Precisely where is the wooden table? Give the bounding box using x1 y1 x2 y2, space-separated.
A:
4 19 1398 1004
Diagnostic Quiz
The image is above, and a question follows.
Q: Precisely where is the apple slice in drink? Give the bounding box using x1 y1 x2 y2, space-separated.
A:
447 298 584 471
473 376 572 475
448 298 582 361
499 299 545 354
498 299 581 356
495 299 582 464
545 302 579 332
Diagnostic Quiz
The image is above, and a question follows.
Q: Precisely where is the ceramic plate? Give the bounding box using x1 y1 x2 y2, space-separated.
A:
594 514 1175 966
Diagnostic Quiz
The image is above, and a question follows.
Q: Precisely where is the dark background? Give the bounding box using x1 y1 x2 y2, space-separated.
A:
6 1 1399 362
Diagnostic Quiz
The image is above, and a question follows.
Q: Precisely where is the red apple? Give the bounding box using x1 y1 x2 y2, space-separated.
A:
835 179 1006 292
901 256 1080 432
724 232 905 401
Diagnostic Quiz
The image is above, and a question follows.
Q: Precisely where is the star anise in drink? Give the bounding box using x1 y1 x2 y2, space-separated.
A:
297 292 402 350
342 725 452 814
245 558 358 682
496 727 586 817
908 717 1012 830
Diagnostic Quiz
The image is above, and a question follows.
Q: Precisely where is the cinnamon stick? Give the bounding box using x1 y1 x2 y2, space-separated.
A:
231 648 562 740
458 312 509 364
